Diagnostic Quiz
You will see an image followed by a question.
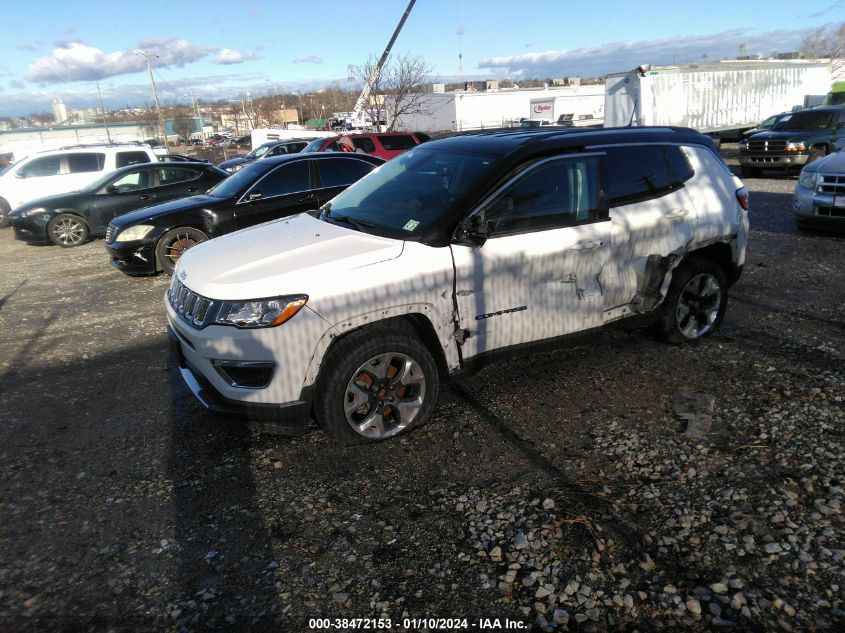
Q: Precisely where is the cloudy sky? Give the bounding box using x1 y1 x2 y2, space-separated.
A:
0 0 842 116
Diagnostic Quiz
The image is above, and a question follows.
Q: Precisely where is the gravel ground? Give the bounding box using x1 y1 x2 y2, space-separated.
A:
0 146 843 632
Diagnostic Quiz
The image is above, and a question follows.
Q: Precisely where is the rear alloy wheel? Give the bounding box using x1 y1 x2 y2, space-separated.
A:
315 328 439 444
155 227 208 275
47 213 89 247
658 258 727 344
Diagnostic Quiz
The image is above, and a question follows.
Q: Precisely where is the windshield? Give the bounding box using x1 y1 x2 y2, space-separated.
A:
246 144 272 159
301 138 326 153
773 111 836 131
206 163 263 198
322 147 497 240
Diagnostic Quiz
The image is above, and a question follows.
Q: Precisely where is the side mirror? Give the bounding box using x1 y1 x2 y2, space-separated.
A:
106 184 118 194
246 191 262 202
454 212 488 246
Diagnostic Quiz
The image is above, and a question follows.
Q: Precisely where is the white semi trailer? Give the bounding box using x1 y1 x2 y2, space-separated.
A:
604 60 831 137
525 85 605 127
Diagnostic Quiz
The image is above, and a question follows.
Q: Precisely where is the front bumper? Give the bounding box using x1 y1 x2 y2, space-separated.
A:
793 188 845 231
168 325 313 435
11 215 50 244
104 239 158 275
738 153 810 170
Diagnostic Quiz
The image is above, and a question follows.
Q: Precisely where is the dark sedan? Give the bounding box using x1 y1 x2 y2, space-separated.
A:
10 162 227 247
217 139 309 174
105 152 384 276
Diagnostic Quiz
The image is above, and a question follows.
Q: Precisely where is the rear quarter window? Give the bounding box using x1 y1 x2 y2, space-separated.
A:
317 158 375 188
377 135 416 151
605 145 689 207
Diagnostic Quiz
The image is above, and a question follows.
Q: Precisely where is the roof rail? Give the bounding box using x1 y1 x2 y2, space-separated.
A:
46 141 149 152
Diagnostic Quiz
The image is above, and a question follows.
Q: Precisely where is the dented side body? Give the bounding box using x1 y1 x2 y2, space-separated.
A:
166 128 747 428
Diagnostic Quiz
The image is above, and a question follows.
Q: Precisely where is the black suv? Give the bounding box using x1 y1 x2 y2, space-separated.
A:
105 152 383 276
738 106 845 177
10 162 226 247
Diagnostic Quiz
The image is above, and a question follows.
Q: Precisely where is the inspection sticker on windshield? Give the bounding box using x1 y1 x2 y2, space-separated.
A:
402 219 420 231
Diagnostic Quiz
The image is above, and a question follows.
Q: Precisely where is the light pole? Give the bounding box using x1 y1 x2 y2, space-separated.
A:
136 50 167 147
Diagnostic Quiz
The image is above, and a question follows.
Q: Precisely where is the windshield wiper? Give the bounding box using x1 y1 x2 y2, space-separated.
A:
327 215 375 230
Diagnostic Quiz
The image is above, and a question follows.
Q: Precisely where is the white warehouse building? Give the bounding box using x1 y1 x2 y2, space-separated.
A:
392 84 605 133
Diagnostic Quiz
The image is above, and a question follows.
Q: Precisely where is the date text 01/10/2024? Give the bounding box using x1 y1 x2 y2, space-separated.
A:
308 618 527 630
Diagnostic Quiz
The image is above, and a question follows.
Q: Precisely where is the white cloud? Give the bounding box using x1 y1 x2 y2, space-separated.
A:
293 55 323 64
478 29 812 78
26 39 216 83
213 49 260 65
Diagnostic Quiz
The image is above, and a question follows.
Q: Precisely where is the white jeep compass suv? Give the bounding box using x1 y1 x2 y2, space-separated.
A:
165 127 749 444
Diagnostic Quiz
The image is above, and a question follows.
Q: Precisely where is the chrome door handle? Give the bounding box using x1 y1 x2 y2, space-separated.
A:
663 208 688 220
569 240 604 251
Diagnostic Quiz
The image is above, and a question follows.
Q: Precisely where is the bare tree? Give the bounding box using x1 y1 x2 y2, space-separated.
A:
801 21 845 77
354 52 434 130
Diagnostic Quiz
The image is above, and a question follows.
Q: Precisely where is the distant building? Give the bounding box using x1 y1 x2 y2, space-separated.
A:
52 99 68 125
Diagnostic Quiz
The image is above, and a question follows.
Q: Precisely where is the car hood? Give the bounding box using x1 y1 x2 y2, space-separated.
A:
749 130 831 141
175 213 404 301
217 157 250 169
110 195 220 229
13 190 89 212
806 150 845 173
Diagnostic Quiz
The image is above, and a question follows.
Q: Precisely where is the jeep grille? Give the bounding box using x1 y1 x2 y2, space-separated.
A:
819 173 845 196
168 277 214 328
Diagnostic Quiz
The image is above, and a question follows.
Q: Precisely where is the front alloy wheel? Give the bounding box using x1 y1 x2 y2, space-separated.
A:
344 352 427 439
48 213 89 247
315 327 440 444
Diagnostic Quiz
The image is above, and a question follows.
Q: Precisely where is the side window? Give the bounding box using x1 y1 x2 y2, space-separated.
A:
667 146 694 184
17 156 62 178
116 151 151 168
352 137 377 153
324 141 341 152
247 161 310 198
317 158 375 188
157 168 198 184
483 156 601 236
377 135 416 150
269 145 289 156
111 169 150 192
604 145 672 206
67 153 106 173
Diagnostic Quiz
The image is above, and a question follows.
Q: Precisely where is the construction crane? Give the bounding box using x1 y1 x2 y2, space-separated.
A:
347 0 416 129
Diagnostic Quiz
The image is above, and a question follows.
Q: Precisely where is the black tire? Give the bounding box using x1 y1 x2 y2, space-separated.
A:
740 165 762 178
807 147 827 164
0 199 10 229
657 258 727 344
47 213 89 247
315 327 440 445
155 227 208 275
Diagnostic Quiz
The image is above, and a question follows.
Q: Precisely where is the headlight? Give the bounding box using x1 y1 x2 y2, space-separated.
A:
785 142 807 152
798 170 819 190
115 224 155 242
15 207 47 218
226 164 245 173
215 295 308 328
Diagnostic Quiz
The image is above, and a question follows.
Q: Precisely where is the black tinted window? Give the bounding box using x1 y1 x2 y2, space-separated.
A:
67 153 105 173
378 135 416 151
19 156 61 178
249 161 310 198
116 151 151 168
317 158 375 188
605 145 672 206
158 167 199 184
352 137 377 153
484 156 601 236
667 146 694 184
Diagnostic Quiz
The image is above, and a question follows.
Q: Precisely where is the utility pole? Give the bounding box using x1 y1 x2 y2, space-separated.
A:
136 50 167 147
91 80 112 143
